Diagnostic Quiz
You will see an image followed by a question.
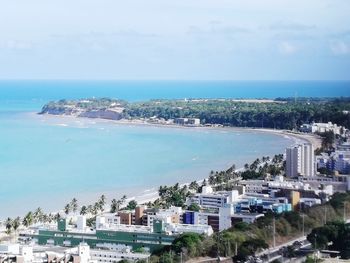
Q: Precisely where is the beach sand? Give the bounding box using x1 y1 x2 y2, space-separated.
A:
14 113 322 215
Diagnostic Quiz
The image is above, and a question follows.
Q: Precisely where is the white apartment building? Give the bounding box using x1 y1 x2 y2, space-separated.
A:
187 188 240 209
286 143 314 177
300 122 343 135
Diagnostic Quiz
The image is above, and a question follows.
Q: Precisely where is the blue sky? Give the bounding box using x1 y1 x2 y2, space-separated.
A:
0 0 349 80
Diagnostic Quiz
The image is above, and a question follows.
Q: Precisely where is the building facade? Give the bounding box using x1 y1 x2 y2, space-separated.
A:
286 143 314 177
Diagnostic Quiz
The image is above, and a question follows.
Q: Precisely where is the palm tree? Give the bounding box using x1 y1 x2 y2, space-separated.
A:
93 202 100 215
121 195 127 204
12 217 21 234
34 207 43 223
47 213 54 223
98 195 106 212
54 213 61 221
70 198 78 214
5 218 13 235
42 214 49 223
208 175 215 185
22 212 33 227
158 186 168 198
87 205 93 215
64 204 71 215
189 181 199 192
80 205 88 215
116 200 123 211
110 199 118 213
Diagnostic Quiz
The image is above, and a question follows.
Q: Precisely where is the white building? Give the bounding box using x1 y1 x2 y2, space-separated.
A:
188 190 240 209
300 122 343 135
286 143 314 177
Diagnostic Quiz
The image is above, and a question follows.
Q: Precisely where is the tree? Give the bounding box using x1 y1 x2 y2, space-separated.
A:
22 212 33 227
34 207 43 223
5 218 13 235
172 233 203 258
126 200 137 210
189 181 199 192
54 213 61 221
121 195 127 204
93 202 101 215
64 203 71 215
71 198 78 214
80 205 88 215
99 195 106 211
12 217 21 234
47 213 54 223
307 221 350 259
117 200 123 211
110 199 118 213
187 203 200 212
234 238 268 261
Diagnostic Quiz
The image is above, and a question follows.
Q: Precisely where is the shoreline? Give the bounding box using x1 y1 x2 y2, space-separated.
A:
34 113 321 204
1 112 320 220
34 112 322 149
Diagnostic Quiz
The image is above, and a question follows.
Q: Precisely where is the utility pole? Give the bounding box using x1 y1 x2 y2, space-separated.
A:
227 240 230 257
273 217 276 248
302 213 305 237
324 207 327 225
314 233 317 263
344 201 347 222
217 232 220 261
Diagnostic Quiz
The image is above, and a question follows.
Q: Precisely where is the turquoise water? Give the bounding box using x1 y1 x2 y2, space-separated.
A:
0 80 349 110
0 112 295 218
2 80 345 217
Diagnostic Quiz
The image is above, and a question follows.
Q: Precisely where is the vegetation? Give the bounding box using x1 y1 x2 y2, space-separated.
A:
148 191 350 262
126 200 138 210
42 97 350 129
307 221 350 259
7 148 350 262
40 98 127 113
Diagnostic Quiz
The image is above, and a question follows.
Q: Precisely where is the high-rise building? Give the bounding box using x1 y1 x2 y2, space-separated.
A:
286 143 314 177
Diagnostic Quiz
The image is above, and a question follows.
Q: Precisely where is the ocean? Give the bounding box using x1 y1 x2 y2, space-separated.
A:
0 80 347 218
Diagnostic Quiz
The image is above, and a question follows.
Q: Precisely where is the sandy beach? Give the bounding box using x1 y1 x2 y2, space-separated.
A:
36 112 322 149
31 113 323 209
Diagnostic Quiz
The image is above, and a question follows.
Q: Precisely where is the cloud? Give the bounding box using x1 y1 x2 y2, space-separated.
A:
330 40 350 55
187 22 251 37
270 21 316 31
278 41 298 54
1 40 33 50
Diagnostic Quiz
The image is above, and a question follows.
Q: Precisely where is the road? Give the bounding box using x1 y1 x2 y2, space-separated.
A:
256 219 350 262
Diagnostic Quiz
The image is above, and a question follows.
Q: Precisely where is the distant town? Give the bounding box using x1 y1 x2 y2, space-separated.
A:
1 98 350 263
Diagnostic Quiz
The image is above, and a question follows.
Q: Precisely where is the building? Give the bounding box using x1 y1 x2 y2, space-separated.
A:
174 118 200 126
185 186 293 231
300 122 343 135
316 151 350 174
118 211 132 225
187 186 240 210
31 215 213 253
286 143 314 177
286 145 301 177
0 242 150 263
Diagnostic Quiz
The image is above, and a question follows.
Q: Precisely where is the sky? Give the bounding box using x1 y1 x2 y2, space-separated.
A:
0 0 349 80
